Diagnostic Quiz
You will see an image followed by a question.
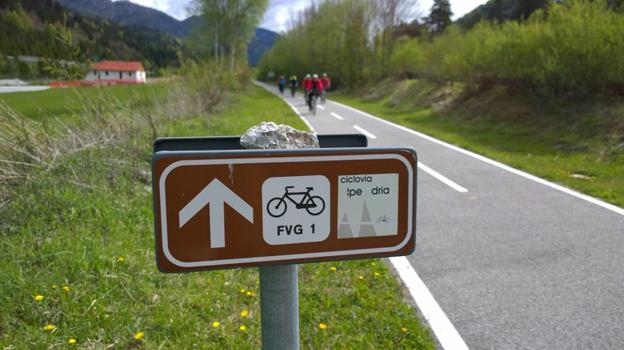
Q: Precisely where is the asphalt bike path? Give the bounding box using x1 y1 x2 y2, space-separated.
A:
257 82 624 349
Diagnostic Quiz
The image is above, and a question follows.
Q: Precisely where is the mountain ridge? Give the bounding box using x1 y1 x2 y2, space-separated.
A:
56 0 279 65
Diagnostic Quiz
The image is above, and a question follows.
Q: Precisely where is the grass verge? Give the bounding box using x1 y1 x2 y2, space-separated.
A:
0 84 169 121
332 80 624 207
0 84 433 349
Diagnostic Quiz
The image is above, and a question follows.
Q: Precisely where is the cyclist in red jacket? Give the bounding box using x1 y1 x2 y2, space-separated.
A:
320 73 331 103
306 74 324 111
303 74 313 106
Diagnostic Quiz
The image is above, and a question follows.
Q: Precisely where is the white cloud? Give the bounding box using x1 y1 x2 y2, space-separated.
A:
113 0 190 20
260 0 309 33
115 0 489 30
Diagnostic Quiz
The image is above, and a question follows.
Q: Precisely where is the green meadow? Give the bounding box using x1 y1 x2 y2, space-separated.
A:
0 84 433 349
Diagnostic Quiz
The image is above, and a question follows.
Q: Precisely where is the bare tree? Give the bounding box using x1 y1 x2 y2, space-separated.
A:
188 0 269 71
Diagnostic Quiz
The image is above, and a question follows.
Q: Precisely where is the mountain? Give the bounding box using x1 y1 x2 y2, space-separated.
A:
0 0 181 70
248 28 280 66
457 0 550 28
57 0 279 66
56 0 189 37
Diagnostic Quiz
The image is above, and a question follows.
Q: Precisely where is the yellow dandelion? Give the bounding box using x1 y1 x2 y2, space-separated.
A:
212 321 220 328
34 294 44 302
401 327 408 333
134 331 145 340
358 275 364 280
318 322 328 330
370 262 376 266
117 256 125 262
63 286 70 293
240 288 247 294
246 291 253 297
374 272 380 277
43 324 56 332
239 325 247 331
240 309 250 318
68 338 77 344
52 284 57 289
330 266 337 271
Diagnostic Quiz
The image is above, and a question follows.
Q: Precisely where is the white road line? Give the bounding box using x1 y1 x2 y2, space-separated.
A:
258 81 468 350
331 112 344 120
317 105 325 110
330 100 624 216
390 257 469 350
419 162 468 193
353 125 377 139
286 101 316 134
251 80 318 134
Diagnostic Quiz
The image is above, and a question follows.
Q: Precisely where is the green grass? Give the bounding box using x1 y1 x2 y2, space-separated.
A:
332 90 624 207
0 85 433 349
0 84 168 121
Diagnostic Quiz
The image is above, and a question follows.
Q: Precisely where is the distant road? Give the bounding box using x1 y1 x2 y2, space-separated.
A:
257 81 624 350
0 86 50 94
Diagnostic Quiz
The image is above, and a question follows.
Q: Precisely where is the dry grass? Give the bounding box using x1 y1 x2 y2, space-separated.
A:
0 73 238 209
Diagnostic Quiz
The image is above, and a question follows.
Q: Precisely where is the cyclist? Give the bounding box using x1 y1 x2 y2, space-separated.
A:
320 73 332 103
288 75 298 97
277 75 287 95
306 74 324 111
303 73 313 106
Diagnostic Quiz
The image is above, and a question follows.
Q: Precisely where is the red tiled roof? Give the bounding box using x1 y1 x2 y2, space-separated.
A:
91 60 144 72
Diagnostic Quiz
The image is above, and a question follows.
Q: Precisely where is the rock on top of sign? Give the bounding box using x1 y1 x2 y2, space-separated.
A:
240 122 319 150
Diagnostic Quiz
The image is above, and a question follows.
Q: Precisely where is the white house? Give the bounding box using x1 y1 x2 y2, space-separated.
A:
84 60 146 84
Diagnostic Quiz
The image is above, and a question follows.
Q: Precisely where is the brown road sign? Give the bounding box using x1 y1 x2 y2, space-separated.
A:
152 148 417 273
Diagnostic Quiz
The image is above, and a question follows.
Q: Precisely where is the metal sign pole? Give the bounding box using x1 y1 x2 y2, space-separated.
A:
259 265 299 350
240 123 315 350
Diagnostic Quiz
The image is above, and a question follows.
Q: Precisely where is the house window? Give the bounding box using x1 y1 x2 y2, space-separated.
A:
105 71 109 76
129 72 133 77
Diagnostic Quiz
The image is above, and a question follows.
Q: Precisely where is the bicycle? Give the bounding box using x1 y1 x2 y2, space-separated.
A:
307 90 319 115
267 186 325 218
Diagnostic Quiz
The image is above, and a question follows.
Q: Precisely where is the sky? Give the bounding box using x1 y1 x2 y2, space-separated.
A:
114 0 489 32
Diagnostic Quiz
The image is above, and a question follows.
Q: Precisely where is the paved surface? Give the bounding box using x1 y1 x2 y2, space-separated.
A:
260 83 624 349
0 86 49 94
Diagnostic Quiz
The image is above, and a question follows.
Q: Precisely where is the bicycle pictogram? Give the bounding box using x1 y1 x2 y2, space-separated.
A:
266 186 326 218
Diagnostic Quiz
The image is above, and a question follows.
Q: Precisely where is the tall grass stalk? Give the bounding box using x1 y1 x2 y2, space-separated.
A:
0 64 245 209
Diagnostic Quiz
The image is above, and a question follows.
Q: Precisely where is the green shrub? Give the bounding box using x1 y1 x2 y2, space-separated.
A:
389 0 624 95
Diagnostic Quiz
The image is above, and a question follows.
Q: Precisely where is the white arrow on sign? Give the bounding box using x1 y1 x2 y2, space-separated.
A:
179 179 254 248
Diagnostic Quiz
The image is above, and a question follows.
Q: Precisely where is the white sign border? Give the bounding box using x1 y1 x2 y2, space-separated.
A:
158 153 414 268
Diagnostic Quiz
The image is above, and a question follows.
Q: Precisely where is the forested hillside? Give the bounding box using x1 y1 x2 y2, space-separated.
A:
457 0 624 28
259 0 624 96
0 0 181 79
57 0 279 66
57 0 189 37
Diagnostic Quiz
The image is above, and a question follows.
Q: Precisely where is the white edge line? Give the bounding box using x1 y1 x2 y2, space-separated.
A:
390 257 469 350
252 80 317 134
330 100 624 216
317 105 325 110
353 125 377 139
419 162 468 193
286 101 316 134
331 112 344 120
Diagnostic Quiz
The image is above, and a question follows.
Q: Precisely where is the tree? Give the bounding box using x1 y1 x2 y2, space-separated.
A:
188 0 269 71
517 0 550 19
426 0 453 34
373 0 419 76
